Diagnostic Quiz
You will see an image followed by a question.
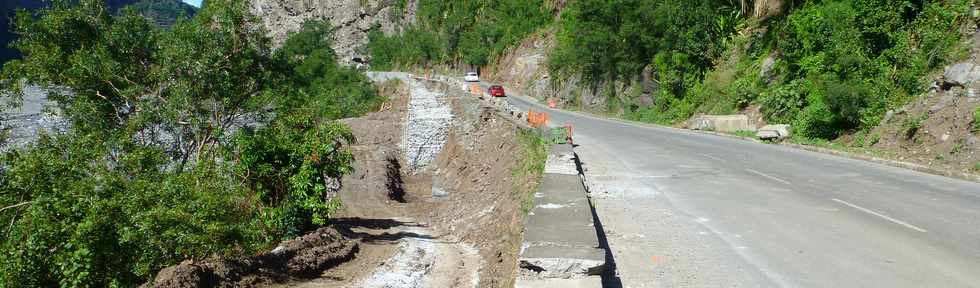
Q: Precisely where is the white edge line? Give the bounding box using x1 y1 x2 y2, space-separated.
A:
831 198 928 233
702 154 725 162
745 168 792 186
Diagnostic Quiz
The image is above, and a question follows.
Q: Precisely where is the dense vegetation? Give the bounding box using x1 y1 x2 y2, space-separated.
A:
550 0 973 139
1 0 196 64
0 0 379 286
366 0 554 70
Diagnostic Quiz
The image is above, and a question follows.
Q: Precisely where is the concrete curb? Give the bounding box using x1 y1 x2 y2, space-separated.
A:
515 145 606 287
425 75 606 287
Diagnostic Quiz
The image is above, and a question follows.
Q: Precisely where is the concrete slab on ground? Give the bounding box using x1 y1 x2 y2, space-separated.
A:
518 144 605 282
515 276 603 288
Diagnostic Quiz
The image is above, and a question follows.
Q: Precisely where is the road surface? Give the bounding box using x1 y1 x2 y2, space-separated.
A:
486 81 980 287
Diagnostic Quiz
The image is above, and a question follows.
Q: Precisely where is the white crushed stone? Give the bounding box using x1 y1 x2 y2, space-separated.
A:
537 203 566 209
355 226 481 288
401 79 453 173
356 236 435 288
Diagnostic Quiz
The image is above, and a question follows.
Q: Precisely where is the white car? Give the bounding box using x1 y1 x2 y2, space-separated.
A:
464 72 480 82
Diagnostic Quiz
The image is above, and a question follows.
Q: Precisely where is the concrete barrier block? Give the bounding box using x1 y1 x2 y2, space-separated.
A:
691 115 755 132
516 277 603 288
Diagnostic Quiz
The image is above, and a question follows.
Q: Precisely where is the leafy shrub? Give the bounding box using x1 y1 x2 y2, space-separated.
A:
726 77 760 109
972 107 980 133
793 94 839 139
0 133 264 286
232 114 355 238
761 79 810 124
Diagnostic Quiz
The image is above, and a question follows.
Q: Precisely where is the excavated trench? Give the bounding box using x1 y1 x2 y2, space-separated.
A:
309 74 538 288
146 74 539 287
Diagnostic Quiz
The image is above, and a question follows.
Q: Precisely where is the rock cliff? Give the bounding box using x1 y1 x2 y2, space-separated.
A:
250 0 416 66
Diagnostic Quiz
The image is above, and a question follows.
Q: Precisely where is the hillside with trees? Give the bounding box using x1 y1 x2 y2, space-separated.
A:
368 0 977 161
547 0 972 140
1 0 196 64
0 0 380 286
365 0 558 70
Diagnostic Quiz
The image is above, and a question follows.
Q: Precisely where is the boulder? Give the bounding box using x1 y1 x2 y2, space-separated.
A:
760 52 779 83
942 62 980 87
757 124 791 140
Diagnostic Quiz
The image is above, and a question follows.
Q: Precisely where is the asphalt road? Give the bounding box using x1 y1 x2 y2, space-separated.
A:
484 81 980 287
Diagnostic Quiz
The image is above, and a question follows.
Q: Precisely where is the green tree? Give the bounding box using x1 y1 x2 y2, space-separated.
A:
366 0 551 68
0 1 373 286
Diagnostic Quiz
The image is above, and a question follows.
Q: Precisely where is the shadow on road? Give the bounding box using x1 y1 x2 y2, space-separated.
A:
330 217 433 244
573 147 624 288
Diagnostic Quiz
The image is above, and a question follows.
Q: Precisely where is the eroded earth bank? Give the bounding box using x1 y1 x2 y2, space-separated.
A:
147 74 541 287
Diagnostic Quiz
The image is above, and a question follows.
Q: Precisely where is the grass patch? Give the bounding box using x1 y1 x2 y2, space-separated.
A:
972 107 980 133
787 135 897 160
513 129 549 215
732 130 757 138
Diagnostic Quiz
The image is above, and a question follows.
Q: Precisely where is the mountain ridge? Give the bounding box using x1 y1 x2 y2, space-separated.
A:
1 0 197 64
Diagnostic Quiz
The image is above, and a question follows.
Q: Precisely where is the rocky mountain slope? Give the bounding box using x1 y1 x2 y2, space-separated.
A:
249 0 416 66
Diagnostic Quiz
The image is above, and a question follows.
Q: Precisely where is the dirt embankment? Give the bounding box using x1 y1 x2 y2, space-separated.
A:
855 31 980 174
144 228 358 288
145 75 536 287
321 78 537 288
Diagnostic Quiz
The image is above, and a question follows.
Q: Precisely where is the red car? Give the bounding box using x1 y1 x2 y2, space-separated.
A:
488 85 506 97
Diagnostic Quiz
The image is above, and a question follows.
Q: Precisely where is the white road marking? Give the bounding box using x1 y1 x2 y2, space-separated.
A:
702 154 725 162
831 198 929 233
745 169 792 185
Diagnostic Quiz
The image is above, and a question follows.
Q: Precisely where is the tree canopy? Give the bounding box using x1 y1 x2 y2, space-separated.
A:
0 0 380 286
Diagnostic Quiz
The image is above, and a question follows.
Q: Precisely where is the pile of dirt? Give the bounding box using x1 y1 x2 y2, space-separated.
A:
144 227 358 288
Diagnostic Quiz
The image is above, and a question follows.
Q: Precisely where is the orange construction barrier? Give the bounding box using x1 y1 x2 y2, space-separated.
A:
527 109 549 128
470 84 481 94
